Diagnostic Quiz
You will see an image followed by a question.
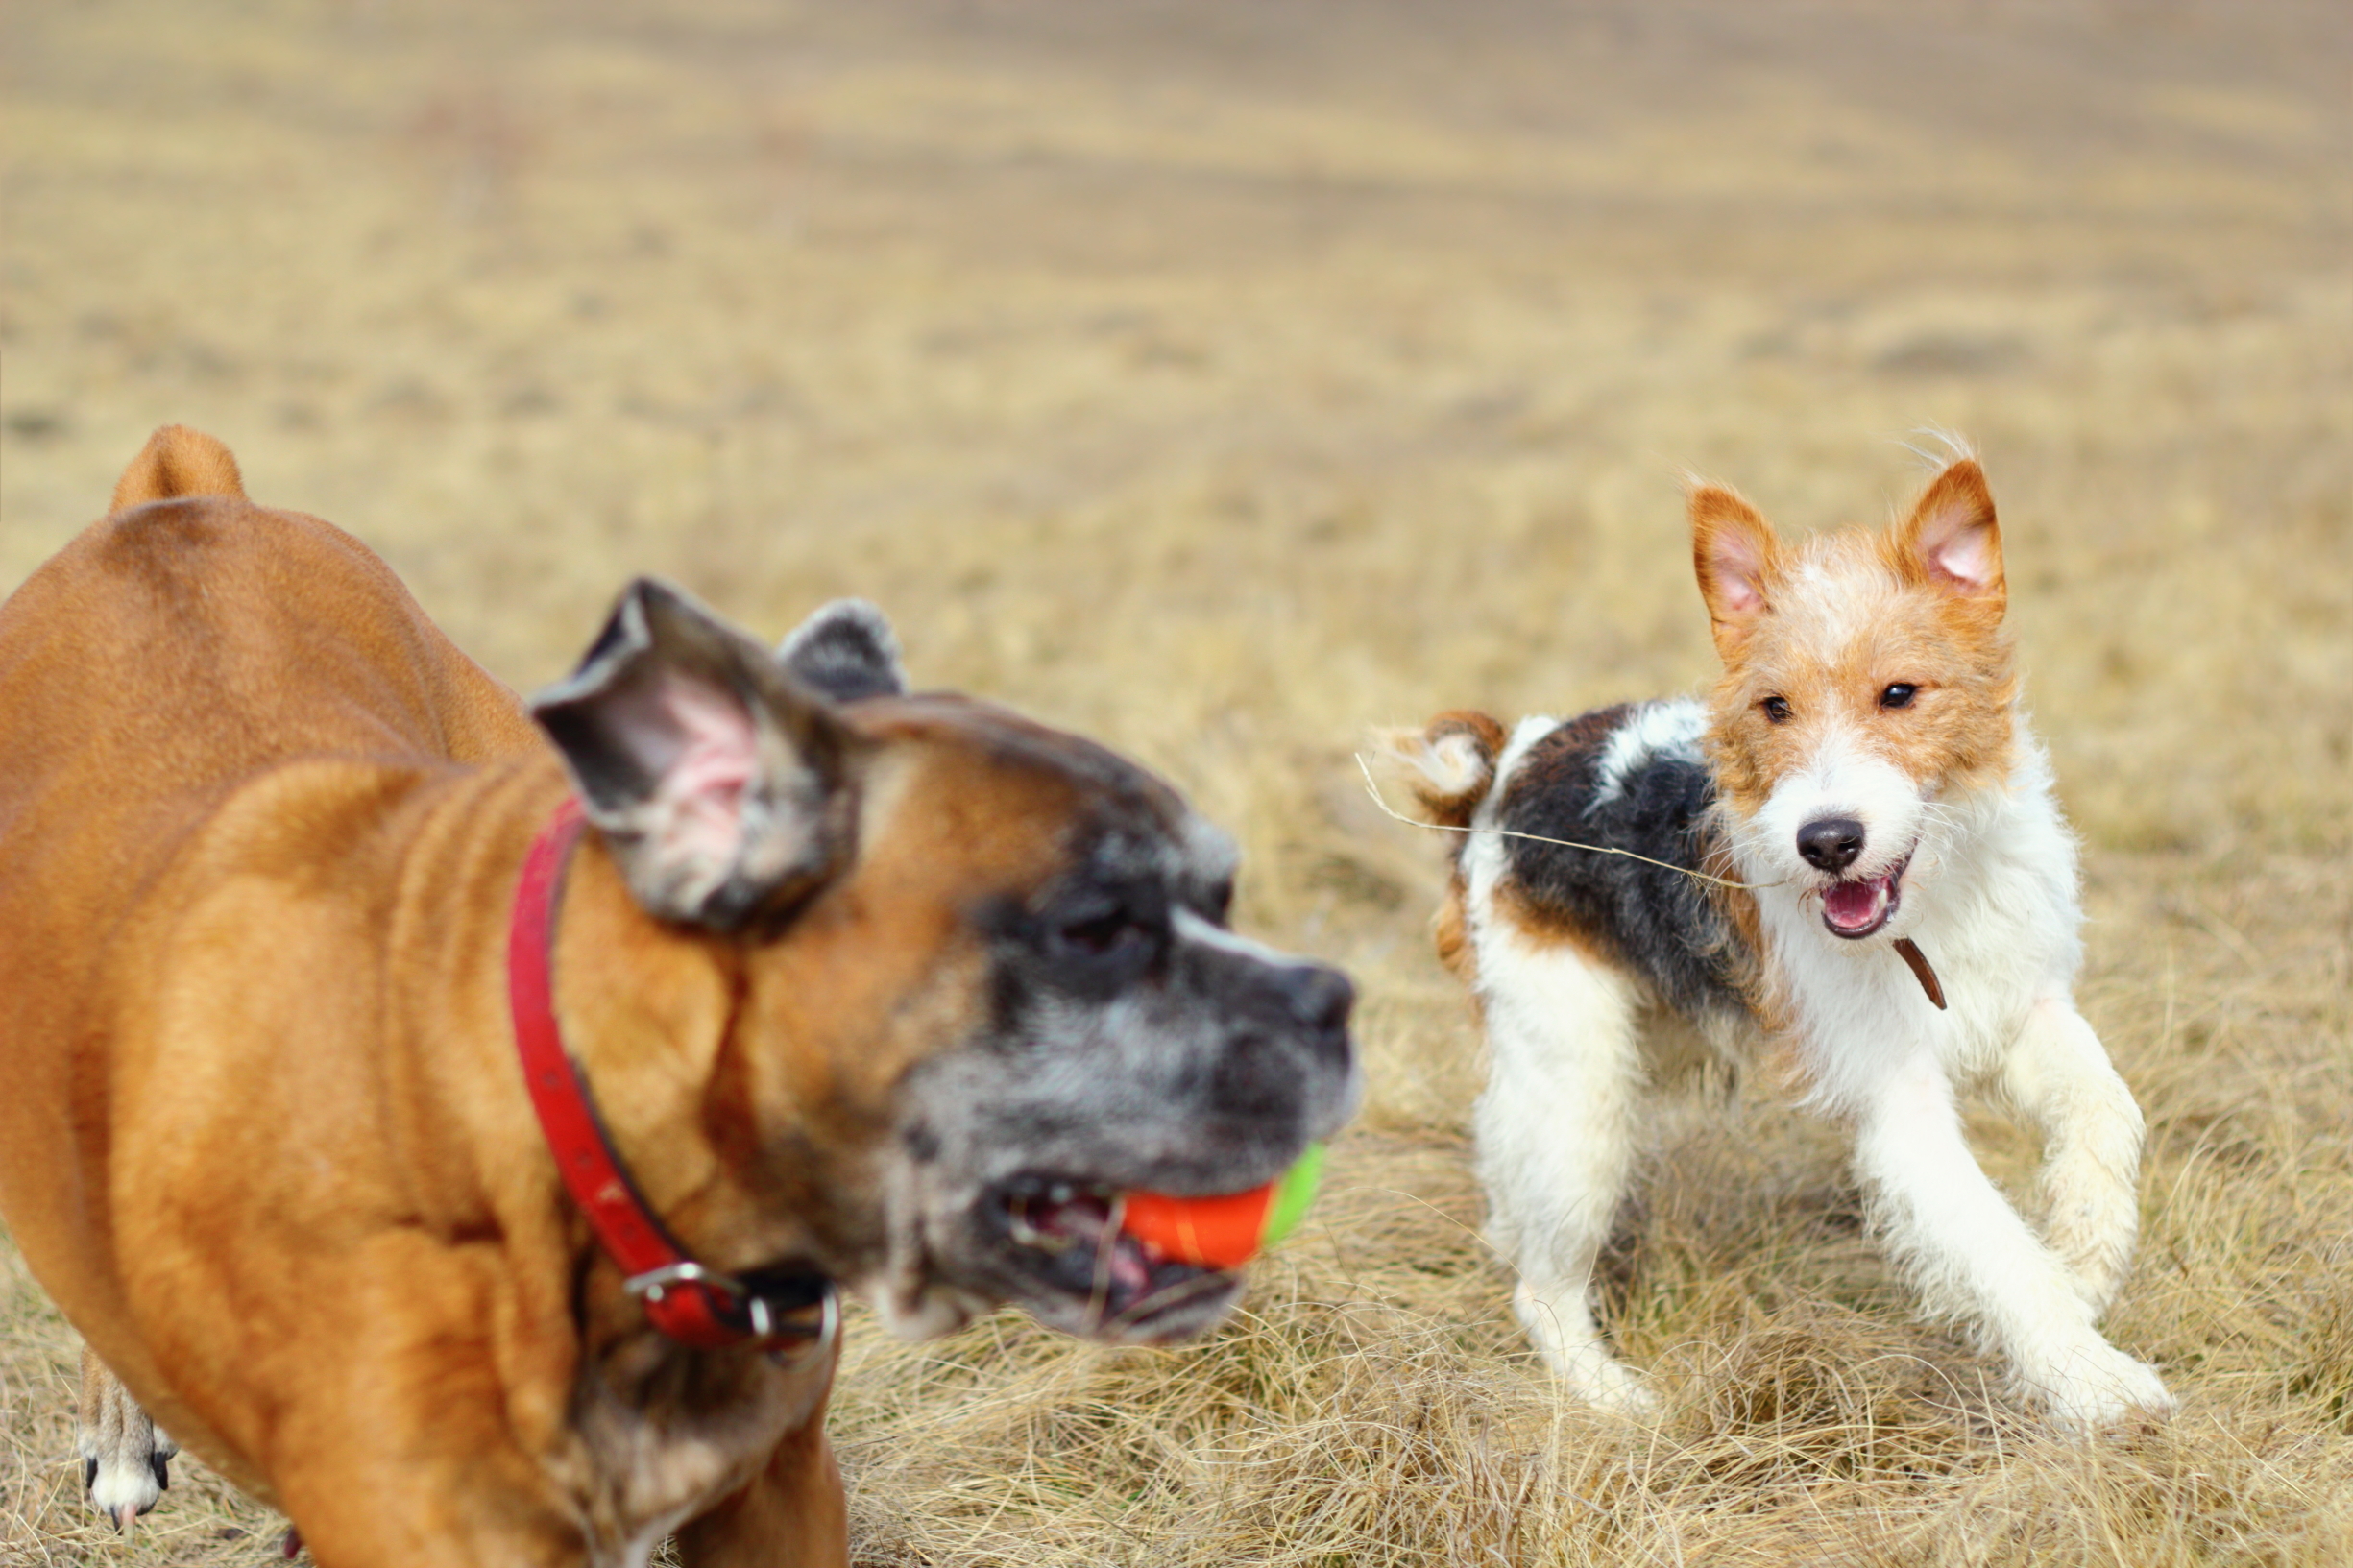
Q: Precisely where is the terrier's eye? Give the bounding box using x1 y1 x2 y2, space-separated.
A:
1880 683 1918 710
1760 695 1792 723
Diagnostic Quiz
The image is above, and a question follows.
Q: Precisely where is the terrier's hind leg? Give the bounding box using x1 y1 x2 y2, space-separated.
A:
1474 937 1655 1413
1996 996 2147 1315
79 1344 176 1531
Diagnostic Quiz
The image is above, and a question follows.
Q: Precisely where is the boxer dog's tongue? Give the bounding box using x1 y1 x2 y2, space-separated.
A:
1822 875 1894 937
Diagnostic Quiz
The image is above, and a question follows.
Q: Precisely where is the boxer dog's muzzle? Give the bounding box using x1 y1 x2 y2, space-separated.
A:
893 835 1357 1341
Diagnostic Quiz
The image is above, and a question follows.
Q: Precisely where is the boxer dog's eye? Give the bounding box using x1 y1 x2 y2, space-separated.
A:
1023 877 1170 985
1206 877 1235 925
1055 908 1140 956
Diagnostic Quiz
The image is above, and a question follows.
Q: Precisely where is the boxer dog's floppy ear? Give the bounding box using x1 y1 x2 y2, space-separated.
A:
532 579 863 929
777 597 907 702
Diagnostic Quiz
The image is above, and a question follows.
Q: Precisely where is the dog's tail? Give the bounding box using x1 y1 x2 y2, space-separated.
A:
1367 710 1506 830
111 425 246 513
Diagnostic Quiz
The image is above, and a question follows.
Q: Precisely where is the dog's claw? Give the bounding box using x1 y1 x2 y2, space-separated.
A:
282 1525 303 1558
152 1451 170 1490
83 1456 97 1493
115 1502 138 1532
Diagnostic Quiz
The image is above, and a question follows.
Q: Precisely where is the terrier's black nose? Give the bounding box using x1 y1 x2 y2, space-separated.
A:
1797 817 1866 872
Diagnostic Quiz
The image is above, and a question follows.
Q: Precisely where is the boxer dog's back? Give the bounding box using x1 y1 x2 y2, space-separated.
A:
0 427 541 1520
0 427 532 1273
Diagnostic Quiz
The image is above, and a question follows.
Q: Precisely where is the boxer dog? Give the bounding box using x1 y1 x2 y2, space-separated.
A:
0 427 1356 1564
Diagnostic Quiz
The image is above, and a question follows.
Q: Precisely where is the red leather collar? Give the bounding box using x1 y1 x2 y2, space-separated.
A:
508 796 836 1356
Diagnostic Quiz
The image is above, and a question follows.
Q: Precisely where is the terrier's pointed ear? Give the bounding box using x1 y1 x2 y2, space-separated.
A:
1689 484 1780 660
1899 459 2005 611
531 579 862 929
778 598 907 703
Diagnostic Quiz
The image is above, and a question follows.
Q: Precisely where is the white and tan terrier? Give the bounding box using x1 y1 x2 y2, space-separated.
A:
1379 451 2172 1433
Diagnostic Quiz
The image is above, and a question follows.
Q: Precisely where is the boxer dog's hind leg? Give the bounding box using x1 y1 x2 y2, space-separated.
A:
79 1343 177 1530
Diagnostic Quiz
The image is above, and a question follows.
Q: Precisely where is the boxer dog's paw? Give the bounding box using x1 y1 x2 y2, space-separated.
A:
78 1347 174 1531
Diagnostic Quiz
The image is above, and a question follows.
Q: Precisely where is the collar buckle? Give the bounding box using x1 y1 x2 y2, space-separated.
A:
623 1260 736 1305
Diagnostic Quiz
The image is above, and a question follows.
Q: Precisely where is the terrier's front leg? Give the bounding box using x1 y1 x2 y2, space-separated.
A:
1996 995 2147 1314
1851 1052 2172 1434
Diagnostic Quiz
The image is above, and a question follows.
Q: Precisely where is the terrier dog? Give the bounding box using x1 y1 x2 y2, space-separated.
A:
1377 452 2171 1433
0 427 1357 1562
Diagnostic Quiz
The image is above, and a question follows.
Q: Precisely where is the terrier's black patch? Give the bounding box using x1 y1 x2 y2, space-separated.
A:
1492 701 1747 1025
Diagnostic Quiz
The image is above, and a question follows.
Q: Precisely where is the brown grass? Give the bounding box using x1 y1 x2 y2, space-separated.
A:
4 0 2350 1561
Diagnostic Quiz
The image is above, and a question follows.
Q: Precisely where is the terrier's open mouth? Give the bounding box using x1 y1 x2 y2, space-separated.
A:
1819 853 1910 940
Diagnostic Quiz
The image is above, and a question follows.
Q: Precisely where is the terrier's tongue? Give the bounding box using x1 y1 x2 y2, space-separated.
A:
1824 877 1888 930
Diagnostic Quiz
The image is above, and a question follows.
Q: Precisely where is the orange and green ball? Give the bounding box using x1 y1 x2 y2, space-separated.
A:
1117 1143 1326 1270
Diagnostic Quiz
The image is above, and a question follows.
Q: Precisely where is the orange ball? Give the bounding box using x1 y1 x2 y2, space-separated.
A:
1118 1144 1325 1270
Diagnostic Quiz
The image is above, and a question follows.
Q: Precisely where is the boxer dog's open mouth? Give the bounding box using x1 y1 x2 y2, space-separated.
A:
984 1175 1241 1338
885 839 1358 1346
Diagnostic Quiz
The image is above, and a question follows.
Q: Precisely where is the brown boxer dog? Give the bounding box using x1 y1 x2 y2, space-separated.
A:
0 427 1356 1565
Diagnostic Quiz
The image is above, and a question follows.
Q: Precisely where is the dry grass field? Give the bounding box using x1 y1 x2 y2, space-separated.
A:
5 0 2351 1561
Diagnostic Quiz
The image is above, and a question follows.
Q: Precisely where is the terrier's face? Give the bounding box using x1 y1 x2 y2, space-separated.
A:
1690 459 2019 942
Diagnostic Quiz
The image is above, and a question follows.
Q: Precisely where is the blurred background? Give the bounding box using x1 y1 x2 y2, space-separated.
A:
5 2 2349 1562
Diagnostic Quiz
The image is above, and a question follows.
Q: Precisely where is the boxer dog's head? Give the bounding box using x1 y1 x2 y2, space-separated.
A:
533 582 1357 1344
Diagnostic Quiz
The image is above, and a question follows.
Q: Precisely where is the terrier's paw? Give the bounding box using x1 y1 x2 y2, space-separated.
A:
1517 1309 1662 1417
1567 1356 1662 1420
2030 1341 2175 1436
